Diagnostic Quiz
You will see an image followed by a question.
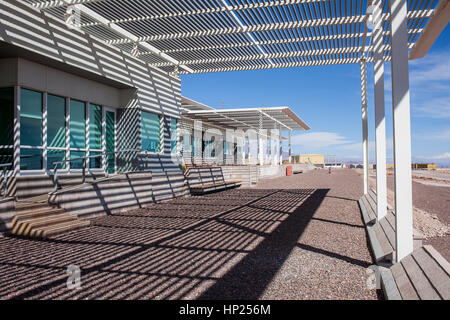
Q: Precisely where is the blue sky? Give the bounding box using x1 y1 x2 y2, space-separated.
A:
181 25 450 167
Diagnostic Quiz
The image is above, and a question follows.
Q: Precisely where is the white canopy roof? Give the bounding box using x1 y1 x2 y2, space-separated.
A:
25 0 442 74
181 97 310 131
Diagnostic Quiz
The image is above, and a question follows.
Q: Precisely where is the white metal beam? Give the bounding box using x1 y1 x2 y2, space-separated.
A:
360 0 373 58
219 0 274 65
153 44 414 67
409 0 450 59
33 0 103 9
260 110 292 131
157 30 421 54
360 59 369 195
288 130 292 163
373 0 387 220
389 0 414 262
34 0 328 15
103 10 432 44
179 57 385 74
279 125 283 165
48 1 193 73
258 113 264 166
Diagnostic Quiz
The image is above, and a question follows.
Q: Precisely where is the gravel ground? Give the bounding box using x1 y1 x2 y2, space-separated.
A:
0 169 378 300
368 169 450 261
248 169 378 300
387 174 450 261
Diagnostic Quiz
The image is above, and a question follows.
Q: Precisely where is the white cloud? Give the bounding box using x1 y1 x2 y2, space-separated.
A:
416 129 450 140
339 142 362 152
414 96 450 118
290 132 352 148
431 152 450 160
433 129 450 140
410 51 450 85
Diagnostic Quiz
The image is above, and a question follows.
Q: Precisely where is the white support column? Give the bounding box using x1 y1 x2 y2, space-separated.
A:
85 102 90 169
288 130 292 163
373 0 387 220
258 113 263 166
13 86 20 176
272 126 278 165
65 98 70 172
360 59 369 194
279 126 282 165
193 120 202 165
389 0 414 262
241 132 246 165
101 107 106 172
42 93 48 172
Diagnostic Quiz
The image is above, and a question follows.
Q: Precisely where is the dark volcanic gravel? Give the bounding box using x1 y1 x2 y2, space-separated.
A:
388 175 450 261
383 175 450 261
0 169 378 300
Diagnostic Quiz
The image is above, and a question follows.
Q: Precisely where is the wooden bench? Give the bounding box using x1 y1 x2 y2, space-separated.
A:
380 245 450 300
185 167 242 195
359 189 423 264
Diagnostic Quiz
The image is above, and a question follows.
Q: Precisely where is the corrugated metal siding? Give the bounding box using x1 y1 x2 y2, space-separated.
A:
116 107 141 172
0 1 181 117
1 1 183 174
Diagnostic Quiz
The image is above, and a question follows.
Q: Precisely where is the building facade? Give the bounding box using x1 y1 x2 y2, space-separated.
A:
0 0 181 184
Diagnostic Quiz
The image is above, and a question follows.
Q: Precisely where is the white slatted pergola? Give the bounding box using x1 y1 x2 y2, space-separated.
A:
25 0 450 262
181 96 308 165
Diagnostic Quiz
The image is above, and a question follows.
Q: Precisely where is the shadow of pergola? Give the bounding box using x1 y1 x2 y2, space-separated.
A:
0 187 367 300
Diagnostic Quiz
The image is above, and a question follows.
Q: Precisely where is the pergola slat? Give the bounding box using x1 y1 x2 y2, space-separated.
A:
25 0 439 74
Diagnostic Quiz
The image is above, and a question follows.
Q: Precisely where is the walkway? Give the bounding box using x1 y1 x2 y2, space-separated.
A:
0 169 377 299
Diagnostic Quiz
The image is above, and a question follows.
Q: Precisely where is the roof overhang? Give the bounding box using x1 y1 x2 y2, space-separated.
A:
409 0 450 60
181 96 215 112
182 106 310 132
23 0 446 75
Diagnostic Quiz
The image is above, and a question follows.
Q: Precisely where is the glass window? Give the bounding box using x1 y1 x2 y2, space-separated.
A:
205 140 211 157
192 137 201 157
170 118 177 154
47 149 66 170
47 94 66 148
70 151 85 169
70 99 86 149
141 111 160 152
89 104 102 150
20 148 42 170
20 88 42 146
89 151 102 169
183 135 191 151
0 149 13 166
0 87 14 147
105 111 115 174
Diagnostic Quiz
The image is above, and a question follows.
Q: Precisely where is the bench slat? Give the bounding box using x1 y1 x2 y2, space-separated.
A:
358 198 372 225
373 223 394 261
361 196 376 222
385 211 396 230
423 245 450 276
367 225 388 262
379 267 402 300
401 255 441 300
368 189 377 204
391 262 420 300
412 247 450 299
379 217 396 250
364 194 378 220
